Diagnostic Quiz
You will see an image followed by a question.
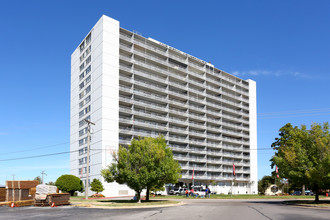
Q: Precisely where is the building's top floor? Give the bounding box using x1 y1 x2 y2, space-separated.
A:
74 15 253 89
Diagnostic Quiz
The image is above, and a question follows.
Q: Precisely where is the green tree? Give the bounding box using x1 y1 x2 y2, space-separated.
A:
55 174 84 196
34 176 42 184
46 181 55 186
90 178 104 194
101 136 181 203
258 175 274 195
270 122 330 202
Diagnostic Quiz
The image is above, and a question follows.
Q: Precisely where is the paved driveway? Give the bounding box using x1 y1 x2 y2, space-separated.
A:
0 199 329 220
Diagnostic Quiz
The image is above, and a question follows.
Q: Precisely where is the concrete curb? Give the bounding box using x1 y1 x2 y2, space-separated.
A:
71 201 184 209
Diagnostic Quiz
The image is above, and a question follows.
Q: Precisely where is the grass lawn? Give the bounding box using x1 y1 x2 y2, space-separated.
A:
94 200 179 207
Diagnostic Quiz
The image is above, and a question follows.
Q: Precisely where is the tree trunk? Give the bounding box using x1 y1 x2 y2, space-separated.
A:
314 189 319 203
146 188 150 201
302 185 305 196
137 191 141 203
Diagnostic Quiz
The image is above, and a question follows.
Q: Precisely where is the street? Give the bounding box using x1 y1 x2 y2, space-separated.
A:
0 199 329 220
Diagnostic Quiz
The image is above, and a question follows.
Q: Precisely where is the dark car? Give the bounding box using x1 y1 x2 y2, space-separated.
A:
291 191 302 196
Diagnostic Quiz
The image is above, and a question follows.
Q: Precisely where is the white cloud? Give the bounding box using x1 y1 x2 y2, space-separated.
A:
232 70 313 78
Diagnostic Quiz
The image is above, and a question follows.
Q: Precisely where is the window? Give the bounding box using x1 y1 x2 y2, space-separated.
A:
79 105 91 118
85 75 91 84
79 81 85 90
80 63 85 71
79 72 85 81
79 127 88 136
85 85 91 94
80 42 85 53
79 116 91 127
79 85 91 99
86 33 91 44
79 137 91 146
79 65 91 81
79 147 88 155
86 56 91 65
86 45 91 54
79 157 87 165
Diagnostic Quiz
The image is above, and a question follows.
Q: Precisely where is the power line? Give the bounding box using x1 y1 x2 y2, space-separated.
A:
0 147 273 162
0 150 78 162
0 141 70 156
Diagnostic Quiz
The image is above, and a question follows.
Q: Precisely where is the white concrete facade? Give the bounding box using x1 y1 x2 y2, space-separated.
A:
70 15 258 196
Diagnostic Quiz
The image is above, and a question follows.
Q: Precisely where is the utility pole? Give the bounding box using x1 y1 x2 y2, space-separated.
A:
41 171 47 184
85 119 95 200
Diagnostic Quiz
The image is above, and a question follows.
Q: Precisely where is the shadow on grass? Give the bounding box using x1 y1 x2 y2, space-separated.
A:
286 200 330 205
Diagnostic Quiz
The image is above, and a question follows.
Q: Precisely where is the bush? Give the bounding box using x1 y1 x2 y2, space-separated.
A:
91 193 105 198
55 174 84 196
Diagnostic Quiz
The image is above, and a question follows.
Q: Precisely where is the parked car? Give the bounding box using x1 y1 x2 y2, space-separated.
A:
291 191 302 196
305 190 314 196
170 188 187 196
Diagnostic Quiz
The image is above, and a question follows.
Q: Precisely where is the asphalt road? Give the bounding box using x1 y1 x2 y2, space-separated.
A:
0 199 329 220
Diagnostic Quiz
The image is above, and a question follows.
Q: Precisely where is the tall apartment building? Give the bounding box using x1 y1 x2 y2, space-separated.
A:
70 15 257 196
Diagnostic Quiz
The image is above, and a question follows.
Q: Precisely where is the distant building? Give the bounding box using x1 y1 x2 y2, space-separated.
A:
70 15 258 197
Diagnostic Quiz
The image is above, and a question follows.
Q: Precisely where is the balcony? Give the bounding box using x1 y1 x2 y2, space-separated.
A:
207 150 222 157
119 107 132 114
119 118 133 124
119 75 134 83
168 127 188 134
188 148 207 154
168 99 188 108
168 81 188 90
222 145 243 151
119 55 133 63
133 90 168 103
170 145 188 153
188 62 205 72
119 33 133 42
119 128 133 135
173 155 190 161
134 100 168 113
168 53 187 63
189 140 206 146
133 120 167 131
119 65 133 73
168 117 189 125
133 110 168 122
133 69 168 84
134 80 168 94
134 50 168 67
133 40 167 57
189 156 207 163
134 60 169 78
188 70 205 80
169 136 189 143
168 71 187 82
119 96 134 104
119 86 133 94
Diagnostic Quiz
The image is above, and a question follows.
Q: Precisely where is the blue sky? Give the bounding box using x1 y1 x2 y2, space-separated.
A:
1 0 329 185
